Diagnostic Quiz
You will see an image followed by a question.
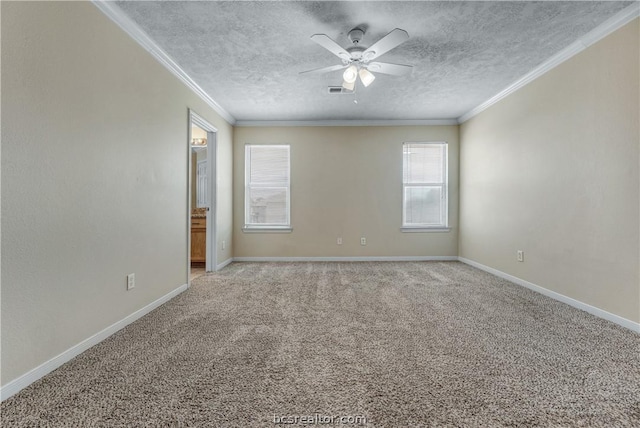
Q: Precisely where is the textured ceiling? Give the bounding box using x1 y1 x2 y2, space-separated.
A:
114 1 632 122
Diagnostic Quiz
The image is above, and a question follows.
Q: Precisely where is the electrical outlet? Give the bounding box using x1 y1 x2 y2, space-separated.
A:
127 273 135 290
222 240 226 250
361 237 366 246
517 250 524 262
337 237 342 245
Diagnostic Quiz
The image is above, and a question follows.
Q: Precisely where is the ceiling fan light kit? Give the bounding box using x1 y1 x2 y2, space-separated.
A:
342 80 356 91
343 65 358 83
301 26 414 94
359 68 376 87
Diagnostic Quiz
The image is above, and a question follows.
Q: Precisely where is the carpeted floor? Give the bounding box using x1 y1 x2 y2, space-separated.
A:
2 262 639 427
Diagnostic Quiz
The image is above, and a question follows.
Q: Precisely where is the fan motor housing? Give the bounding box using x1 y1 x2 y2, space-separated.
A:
346 45 366 60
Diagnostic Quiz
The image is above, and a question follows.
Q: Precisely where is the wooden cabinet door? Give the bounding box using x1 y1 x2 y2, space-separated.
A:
191 218 206 264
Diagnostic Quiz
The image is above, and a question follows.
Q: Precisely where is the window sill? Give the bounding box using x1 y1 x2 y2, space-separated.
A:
401 227 451 233
242 227 293 234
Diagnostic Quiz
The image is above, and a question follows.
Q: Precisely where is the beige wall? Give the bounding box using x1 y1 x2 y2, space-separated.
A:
216 127 234 264
459 19 640 322
233 126 459 257
1 1 233 385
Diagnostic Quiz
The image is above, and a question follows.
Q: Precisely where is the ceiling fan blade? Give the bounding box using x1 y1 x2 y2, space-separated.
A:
310 34 351 60
367 62 413 76
299 64 347 75
363 28 409 61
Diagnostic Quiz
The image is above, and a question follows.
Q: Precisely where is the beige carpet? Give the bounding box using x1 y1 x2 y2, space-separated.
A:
2 262 639 427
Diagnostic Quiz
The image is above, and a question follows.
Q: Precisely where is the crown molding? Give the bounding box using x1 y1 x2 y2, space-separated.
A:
92 1 236 125
458 2 640 124
235 119 458 127
93 1 638 128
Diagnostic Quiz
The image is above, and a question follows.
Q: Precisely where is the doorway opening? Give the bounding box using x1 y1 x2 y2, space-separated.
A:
188 110 217 281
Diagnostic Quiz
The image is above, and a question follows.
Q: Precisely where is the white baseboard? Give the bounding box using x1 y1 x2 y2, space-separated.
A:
232 256 458 262
458 257 639 333
0 283 189 401
4 256 637 401
216 258 233 270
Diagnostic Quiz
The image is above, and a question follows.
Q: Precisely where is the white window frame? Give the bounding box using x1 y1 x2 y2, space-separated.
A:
243 144 292 232
401 142 450 232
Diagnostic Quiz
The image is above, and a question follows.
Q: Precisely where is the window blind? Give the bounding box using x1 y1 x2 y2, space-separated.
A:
402 143 448 227
245 145 290 228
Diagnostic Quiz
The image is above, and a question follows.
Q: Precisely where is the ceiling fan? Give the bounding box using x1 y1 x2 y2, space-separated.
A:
300 27 414 91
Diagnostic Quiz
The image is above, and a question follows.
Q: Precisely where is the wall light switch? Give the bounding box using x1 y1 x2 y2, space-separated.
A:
517 250 524 262
222 240 226 250
361 237 366 246
337 237 342 245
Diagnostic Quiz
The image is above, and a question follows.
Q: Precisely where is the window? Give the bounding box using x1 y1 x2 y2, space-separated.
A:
402 142 448 229
244 145 290 229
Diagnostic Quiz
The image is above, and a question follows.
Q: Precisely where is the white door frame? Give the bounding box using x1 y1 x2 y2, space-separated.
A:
188 109 218 276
